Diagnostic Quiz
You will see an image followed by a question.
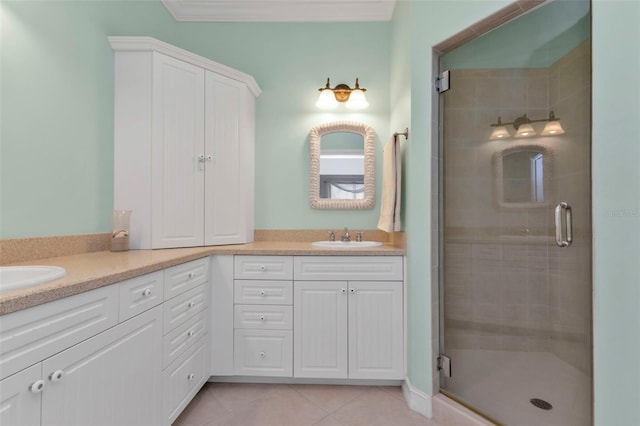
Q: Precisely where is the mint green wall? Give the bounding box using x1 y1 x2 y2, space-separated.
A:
0 1 390 238
592 1 640 424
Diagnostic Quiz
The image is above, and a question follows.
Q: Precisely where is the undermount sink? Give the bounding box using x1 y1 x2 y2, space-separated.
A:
0 266 67 293
312 241 383 249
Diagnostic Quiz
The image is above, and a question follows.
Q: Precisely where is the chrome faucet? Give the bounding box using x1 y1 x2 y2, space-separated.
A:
355 232 363 242
341 227 351 242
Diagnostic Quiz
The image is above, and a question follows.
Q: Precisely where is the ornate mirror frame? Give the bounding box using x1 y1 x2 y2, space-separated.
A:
309 121 376 209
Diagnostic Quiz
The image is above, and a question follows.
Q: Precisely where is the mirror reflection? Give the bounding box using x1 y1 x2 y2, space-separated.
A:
309 121 375 209
502 150 544 203
319 132 365 200
494 145 551 208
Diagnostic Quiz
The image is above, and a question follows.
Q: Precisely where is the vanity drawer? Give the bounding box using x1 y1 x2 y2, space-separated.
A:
119 271 164 322
0 286 119 380
234 305 293 330
233 329 293 377
164 258 209 301
163 284 208 334
294 256 403 281
163 337 208 424
163 310 208 368
234 256 293 280
234 280 293 305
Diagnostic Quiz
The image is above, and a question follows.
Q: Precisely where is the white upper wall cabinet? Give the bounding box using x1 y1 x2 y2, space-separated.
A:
110 37 260 249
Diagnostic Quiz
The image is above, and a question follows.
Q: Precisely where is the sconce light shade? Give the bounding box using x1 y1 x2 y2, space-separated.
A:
317 78 368 109
541 112 565 135
515 123 536 137
346 88 369 110
316 88 338 109
490 126 511 140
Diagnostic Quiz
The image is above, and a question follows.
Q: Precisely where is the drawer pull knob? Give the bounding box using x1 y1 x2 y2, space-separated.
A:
350 288 355 293
259 351 266 358
187 373 195 380
259 265 266 271
260 315 265 321
341 288 346 294
260 291 266 297
187 301 196 309
30 380 45 393
49 370 64 382
142 288 152 297
187 330 195 337
188 272 196 279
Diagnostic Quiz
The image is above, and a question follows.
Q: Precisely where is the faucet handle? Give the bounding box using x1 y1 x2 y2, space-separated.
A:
328 231 335 242
355 232 363 242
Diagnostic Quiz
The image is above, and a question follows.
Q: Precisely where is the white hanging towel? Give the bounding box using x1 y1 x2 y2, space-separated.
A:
377 135 402 232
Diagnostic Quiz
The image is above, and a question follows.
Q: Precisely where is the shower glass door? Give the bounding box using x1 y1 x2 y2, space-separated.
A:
439 1 592 424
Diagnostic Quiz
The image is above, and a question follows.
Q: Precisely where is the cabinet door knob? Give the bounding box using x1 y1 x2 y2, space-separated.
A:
259 265 266 271
187 373 195 381
142 288 152 297
259 290 266 297
350 288 355 293
49 370 64 382
341 288 347 294
259 351 266 358
29 379 45 393
259 315 265 321
187 301 196 309
187 330 195 337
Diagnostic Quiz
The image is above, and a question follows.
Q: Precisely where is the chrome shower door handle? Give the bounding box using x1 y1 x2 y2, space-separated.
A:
555 201 573 248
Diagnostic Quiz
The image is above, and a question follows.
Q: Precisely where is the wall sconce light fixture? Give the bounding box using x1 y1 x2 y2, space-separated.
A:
489 111 564 140
316 78 369 110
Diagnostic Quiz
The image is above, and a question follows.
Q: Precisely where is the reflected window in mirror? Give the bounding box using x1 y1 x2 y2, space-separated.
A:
494 145 552 208
309 121 375 209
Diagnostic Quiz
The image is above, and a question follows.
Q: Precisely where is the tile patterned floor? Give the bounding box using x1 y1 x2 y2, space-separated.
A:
173 383 441 426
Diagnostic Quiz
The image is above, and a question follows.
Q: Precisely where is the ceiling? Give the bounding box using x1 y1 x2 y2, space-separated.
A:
160 0 397 22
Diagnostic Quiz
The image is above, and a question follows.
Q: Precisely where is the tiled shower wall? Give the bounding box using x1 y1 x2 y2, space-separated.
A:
443 40 591 373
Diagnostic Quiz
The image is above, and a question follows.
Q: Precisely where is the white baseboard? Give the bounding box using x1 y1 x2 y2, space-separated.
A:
402 377 433 418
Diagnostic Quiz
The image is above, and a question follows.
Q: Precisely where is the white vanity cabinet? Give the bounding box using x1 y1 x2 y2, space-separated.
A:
110 37 260 249
293 256 404 380
232 256 294 377
0 256 211 426
0 285 163 426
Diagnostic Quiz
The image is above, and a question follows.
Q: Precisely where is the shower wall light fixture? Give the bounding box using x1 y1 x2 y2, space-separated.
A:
489 111 564 140
316 78 369 110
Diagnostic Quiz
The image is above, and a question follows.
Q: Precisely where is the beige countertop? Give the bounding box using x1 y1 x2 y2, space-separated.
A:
0 240 405 316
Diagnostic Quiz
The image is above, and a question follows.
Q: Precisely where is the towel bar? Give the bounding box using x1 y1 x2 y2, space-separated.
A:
393 128 409 140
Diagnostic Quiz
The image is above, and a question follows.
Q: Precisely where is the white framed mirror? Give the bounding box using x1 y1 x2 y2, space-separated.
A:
309 121 375 209
493 144 553 208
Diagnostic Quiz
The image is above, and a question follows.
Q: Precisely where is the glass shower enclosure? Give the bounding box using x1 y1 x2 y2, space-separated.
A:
439 1 592 424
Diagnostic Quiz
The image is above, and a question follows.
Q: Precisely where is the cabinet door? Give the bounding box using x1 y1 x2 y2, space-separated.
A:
152 53 205 249
293 281 348 378
204 71 252 245
42 306 163 426
348 282 404 380
0 363 42 426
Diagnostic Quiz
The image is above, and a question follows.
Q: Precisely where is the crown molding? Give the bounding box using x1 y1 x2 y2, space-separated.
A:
160 0 396 22
108 36 261 97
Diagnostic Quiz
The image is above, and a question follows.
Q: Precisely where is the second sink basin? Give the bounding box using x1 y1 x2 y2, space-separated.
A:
0 266 67 293
312 241 383 249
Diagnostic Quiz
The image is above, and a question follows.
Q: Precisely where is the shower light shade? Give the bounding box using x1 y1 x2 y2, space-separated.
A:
515 123 536 137
541 116 565 135
490 126 511 139
345 88 369 109
316 88 338 109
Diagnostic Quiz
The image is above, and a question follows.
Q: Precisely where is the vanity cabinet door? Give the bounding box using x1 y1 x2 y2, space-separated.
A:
348 282 404 380
293 281 348 378
204 71 254 246
151 53 206 249
0 363 42 426
41 306 162 426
